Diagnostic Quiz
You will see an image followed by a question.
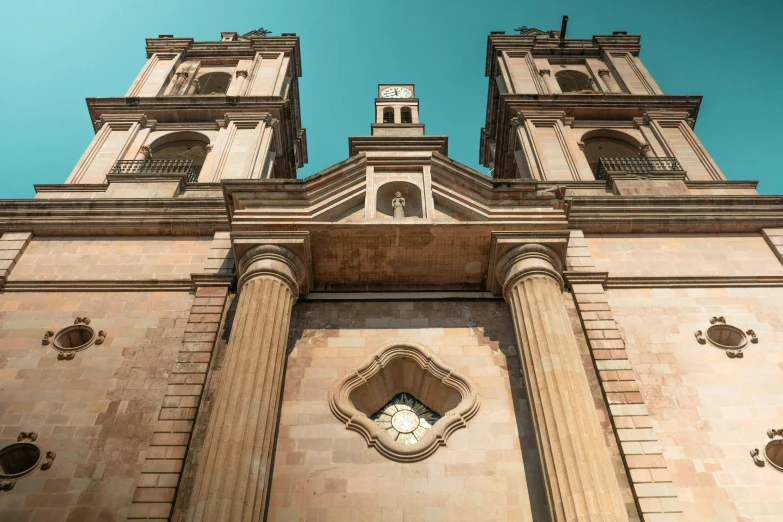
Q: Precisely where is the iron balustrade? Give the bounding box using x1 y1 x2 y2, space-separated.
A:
595 157 683 180
109 159 199 183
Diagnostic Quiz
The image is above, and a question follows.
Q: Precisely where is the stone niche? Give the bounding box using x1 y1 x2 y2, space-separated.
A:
329 342 479 462
376 180 423 219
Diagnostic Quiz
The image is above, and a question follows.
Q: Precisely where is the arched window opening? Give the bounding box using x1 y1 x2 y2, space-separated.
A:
383 108 395 124
193 72 232 95
400 108 412 124
150 133 210 176
582 136 640 177
555 70 592 93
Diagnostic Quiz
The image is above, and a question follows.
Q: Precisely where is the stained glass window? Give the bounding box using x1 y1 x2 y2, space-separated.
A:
370 393 441 445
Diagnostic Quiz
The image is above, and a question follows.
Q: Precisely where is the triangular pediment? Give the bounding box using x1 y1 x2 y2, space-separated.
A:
223 151 565 227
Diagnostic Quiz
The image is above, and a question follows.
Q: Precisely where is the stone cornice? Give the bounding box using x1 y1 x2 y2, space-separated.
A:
566 195 783 233
87 96 290 129
0 198 228 236
485 33 642 78
144 34 303 77
604 276 783 289
348 135 448 156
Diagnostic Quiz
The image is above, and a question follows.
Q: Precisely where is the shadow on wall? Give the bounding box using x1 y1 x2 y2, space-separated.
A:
283 300 552 522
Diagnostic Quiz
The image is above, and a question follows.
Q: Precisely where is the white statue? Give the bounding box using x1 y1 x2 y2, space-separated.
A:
392 191 406 219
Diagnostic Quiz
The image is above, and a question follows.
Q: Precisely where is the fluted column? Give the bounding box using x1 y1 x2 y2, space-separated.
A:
496 244 629 522
186 244 306 522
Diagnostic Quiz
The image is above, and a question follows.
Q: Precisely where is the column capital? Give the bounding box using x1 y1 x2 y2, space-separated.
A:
231 232 312 296
486 231 569 296
538 68 551 76
235 69 249 78
597 68 611 77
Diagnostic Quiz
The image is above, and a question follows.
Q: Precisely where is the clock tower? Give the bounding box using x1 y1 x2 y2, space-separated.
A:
373 83 422 137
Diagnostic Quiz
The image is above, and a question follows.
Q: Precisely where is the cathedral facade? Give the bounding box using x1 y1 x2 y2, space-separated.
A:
0 27 781 522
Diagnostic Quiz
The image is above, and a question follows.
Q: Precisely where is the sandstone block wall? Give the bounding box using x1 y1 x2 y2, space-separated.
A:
607 287 783 521
9 238 211 282
585 234 783 277
0 290 195 521
266 299 636 522
267 300 547 522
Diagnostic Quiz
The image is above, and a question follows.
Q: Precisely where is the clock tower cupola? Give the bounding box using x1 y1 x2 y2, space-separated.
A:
373 84 423 137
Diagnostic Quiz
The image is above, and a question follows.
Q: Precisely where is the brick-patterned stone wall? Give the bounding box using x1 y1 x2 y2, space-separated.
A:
0 290 194 522
203 232 234 275
569 282 682 522
9 237 211 281
129 286 229 521
264 299 633 522
761 228 783 264
0 232 31 284
607 287 783 521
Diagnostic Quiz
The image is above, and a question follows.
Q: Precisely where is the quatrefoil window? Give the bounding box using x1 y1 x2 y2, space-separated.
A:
329 342 479 462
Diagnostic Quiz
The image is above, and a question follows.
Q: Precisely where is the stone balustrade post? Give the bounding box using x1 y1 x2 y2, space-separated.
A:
495 244 629 522
539 69 558 94
186 243 307 522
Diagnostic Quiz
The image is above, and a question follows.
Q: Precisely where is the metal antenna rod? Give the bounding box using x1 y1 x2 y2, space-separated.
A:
559 15 569 47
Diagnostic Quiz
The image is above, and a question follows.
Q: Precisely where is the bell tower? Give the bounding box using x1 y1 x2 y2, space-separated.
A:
372 83 423 137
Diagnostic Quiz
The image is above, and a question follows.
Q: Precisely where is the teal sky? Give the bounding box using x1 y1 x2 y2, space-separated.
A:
1 0 781 197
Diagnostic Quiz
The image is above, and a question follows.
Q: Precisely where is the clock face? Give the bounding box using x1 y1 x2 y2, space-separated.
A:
381 87 412 99
370 393 441 445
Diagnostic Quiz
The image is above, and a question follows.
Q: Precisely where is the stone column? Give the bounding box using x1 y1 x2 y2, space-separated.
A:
539 69 558 94
174 71 190 95
496 244 629 522
186 244 306 522
234 70 249 96
598 69 621 93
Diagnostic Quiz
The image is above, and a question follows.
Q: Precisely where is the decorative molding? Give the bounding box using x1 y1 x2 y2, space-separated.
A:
300 291 500 301
5 279 194 292
604 275 783 288
329 342 479 462
486 231 570 295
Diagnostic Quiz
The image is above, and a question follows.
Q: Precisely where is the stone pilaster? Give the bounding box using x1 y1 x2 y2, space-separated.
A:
496 243 629 522
185 243 307 522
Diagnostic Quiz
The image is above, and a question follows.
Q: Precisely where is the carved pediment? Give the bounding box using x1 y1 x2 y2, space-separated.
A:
224 151 565 226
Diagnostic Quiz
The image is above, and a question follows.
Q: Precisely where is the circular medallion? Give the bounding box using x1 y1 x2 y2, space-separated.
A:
765 439 783 472
706 324 747 350
391 409 420 434
0 443 41 479
53 325 96 353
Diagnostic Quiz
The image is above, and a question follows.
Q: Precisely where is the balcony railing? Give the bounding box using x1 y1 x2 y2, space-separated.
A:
595 157 683 181
109 159 199 183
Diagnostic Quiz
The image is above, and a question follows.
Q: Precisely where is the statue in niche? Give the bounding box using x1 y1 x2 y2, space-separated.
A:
392 191 406 219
